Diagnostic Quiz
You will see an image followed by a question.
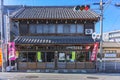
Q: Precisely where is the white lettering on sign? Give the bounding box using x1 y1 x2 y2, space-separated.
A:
105 53 116 58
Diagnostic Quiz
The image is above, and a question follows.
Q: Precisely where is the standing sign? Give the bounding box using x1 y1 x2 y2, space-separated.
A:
59 53 65 60
90 42 99 61
8 42 16 60
0 48 2 66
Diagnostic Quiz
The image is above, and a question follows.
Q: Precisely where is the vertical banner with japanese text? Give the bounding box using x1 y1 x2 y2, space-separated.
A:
71 51 76 62
37 51 42 62
90 42 99 61
0 48 2 67
8 42 16 60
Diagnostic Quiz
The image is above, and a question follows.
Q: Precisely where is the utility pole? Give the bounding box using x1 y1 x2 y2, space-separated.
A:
0 0 6 72
93 0 112 72
99 0 103 72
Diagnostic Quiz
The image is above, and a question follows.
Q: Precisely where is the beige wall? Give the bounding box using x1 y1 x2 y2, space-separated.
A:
102 48 120 58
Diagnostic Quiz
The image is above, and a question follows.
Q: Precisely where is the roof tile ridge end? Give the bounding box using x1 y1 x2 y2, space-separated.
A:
88 10 100 18
11 7 26 18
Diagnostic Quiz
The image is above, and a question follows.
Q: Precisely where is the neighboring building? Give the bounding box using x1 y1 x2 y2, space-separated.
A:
102 42 120 59
97 30 120 72
103 33 109 41
98 42 120 72
9 6 99 72
103 30 120 42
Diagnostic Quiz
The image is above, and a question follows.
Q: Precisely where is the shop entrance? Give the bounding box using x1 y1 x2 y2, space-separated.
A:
18 51 95 70
45 52 55 69
46 52 54 62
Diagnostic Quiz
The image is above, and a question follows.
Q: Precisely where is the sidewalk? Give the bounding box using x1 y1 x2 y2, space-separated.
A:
0 72 120 80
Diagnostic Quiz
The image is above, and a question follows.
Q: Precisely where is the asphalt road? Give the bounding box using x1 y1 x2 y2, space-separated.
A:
0 72 120 80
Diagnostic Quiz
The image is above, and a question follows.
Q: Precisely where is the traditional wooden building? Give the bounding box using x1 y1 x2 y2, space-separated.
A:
10 6 99 72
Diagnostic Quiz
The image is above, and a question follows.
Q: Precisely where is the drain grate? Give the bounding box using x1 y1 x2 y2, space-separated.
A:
25 76 39 78
87 76 99 79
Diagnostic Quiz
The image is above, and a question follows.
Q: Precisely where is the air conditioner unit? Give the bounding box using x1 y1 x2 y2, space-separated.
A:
85 29 93 35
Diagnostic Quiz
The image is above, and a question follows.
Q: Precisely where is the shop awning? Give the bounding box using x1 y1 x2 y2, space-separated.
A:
14 36 95 45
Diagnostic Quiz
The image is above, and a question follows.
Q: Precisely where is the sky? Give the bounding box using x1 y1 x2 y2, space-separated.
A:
3 0 120 33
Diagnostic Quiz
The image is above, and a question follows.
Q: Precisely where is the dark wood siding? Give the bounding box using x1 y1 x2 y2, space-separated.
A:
19 24 28 35
84 23 94 30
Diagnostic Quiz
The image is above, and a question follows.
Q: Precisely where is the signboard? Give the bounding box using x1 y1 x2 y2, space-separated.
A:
90 42 99 61
66 46 82 50
97 58 120 61
92 32 97 40
105 53 116 58
0 48 2 66
8 42 16 60
59 53 65 60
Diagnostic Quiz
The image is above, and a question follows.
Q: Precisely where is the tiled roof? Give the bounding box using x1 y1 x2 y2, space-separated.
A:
3 5 22 15
11 6 99 20
14 36 94 45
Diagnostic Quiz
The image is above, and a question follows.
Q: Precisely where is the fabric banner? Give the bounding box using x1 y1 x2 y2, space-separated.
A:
71 51 76 61
8 42 16 60
0 48 2 66
37 51 42 62
90 42 99 61
16 51 19 58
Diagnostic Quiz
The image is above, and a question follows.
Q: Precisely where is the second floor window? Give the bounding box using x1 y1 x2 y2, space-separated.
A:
57 24 63 33
29 24 36 33
77 24 84 33
29 24 84 34
63 25 70 33
20 24 28 34
36 25 42 33
49 24 55 33
43 25 49 33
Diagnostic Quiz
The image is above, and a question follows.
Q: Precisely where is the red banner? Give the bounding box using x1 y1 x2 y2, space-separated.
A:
85 45 90 50
90 42 99 61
